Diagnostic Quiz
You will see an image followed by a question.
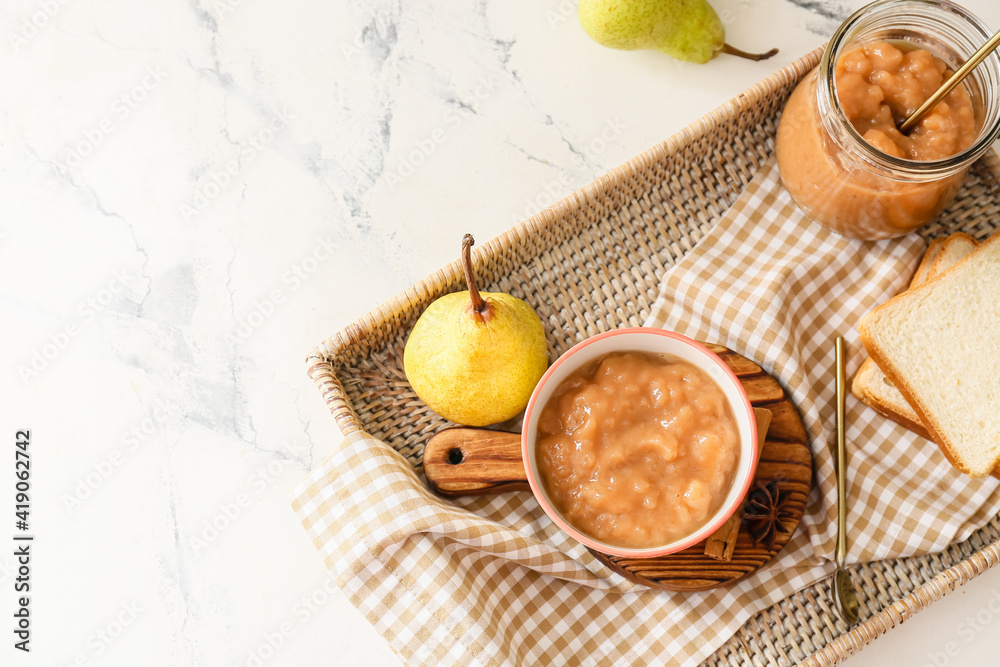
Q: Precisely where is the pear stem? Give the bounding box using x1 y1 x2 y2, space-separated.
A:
722 44 779 62
461 234 487 315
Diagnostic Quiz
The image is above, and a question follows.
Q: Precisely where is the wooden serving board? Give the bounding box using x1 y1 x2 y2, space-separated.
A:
423 344 812 591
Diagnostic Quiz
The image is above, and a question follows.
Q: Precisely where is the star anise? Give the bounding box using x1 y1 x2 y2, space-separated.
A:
743 480 794 549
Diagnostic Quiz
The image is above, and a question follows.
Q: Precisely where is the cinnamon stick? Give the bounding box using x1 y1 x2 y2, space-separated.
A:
705 408 772 561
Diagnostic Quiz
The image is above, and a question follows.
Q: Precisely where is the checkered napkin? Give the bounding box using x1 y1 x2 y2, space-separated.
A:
292 157 1000 667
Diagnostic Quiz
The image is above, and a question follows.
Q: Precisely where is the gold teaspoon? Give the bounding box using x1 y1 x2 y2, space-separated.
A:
834 336 859 626
899 28 1000 134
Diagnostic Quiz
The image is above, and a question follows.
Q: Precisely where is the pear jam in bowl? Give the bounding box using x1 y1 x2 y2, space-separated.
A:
521 329 758 558
775 0 1000 240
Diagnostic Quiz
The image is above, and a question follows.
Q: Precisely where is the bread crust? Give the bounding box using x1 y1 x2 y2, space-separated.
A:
860 332 982 475
929 232 977 277
858 232 1000 478
852 366 933 439
912 237 944 285
852 354 1000 479
852 234 967 441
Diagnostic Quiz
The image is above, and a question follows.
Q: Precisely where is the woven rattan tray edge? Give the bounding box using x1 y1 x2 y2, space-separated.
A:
305 46 1000 665
305 46 823 435
802 541 1000 665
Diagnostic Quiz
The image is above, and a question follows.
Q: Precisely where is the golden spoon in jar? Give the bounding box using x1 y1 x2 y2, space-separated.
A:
899 27 1000 134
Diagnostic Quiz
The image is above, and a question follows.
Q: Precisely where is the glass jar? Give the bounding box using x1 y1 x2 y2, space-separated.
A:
775 0 1000 240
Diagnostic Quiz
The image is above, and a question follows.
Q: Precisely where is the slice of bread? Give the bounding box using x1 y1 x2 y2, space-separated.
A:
930 232 978 277
912 237 945 286
851 234 977 432
851 358 933 438
859 233 1000 477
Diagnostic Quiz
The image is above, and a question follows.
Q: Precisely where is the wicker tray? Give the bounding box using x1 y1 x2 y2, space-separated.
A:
307 46 1000 665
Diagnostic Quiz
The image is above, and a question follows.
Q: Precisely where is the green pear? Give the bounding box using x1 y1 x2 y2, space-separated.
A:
403 235 548 427
578 0 776 64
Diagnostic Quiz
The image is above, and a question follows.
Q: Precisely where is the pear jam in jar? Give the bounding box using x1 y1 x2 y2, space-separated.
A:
535 351 740 549
776 0 1000 240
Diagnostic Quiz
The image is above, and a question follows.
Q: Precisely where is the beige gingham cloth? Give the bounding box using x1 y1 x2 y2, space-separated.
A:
292 157 1000 666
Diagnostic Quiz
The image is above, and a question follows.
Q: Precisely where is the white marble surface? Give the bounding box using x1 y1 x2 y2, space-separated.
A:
4 0 1000 665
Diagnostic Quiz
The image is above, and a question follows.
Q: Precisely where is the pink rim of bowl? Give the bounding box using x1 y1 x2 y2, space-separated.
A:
521 327 759 559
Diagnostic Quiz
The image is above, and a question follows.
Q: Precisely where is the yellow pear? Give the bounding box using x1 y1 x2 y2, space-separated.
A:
404 235 548 427
577 0 776 64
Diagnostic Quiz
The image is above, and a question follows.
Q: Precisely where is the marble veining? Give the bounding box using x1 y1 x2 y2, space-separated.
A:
4 0 999 665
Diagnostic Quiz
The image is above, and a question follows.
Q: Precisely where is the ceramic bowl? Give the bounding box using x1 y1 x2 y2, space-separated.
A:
521 327 758 558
